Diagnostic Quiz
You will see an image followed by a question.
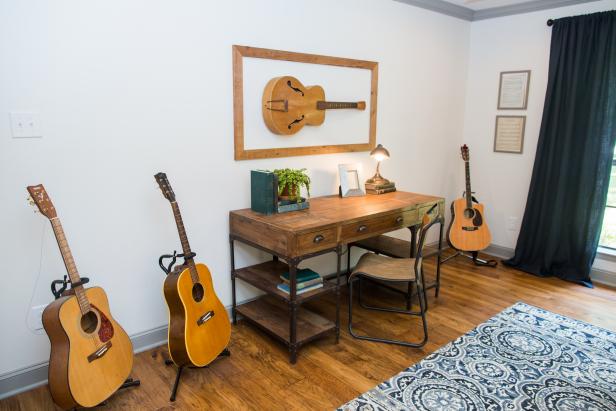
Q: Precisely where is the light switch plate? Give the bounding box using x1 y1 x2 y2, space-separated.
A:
10 112 42 138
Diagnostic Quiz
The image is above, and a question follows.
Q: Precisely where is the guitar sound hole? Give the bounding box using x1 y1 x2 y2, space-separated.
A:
80 310 99 334
463 208 475 219
192 283 204 302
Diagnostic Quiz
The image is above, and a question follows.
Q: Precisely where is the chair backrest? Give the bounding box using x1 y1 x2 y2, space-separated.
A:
414 204 443 283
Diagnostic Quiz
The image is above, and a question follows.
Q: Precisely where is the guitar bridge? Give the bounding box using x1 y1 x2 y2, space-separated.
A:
197 310 215 326
87 341 112 363
462 226 478 231
265 99 288 112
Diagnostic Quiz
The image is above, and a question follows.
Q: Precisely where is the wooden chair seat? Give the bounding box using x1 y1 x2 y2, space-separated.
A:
351 253 415 282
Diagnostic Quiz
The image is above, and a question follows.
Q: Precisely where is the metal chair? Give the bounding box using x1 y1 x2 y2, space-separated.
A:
347 210 442 347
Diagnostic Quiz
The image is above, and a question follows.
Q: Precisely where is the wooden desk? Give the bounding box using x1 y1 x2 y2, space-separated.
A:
229 191 444 363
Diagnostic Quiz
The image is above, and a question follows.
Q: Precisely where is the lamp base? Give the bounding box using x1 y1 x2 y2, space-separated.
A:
365 175 391 186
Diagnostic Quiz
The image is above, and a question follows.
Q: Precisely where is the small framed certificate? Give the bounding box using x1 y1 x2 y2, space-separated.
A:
494 115 526 154
498 70 531 110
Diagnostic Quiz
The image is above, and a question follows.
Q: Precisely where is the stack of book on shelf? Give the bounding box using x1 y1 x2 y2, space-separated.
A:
277 268 323 295
365 181 396 195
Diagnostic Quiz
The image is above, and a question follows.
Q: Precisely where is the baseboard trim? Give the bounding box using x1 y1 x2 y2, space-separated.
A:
483 244 616 288
0 305 238 400
484 244 515 260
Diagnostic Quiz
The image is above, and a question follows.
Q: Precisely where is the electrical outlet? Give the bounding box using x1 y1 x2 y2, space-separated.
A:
10 112 42 138
507 216 519 231
28 304 47 331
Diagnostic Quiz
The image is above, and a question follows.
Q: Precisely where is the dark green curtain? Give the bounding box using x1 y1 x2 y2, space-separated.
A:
504 11 616 286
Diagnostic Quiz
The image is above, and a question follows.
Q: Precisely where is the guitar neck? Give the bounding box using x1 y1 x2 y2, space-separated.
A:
50 218 91 314
465 160 473 209
316 101 364 110
170 202 199 282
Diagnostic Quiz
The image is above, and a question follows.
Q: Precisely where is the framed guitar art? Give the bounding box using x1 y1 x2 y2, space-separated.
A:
233 45 378 160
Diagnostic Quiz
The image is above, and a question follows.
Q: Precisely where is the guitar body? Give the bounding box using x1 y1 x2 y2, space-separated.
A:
42 287 133 409
262 76 365 135
448 198 492 252
164 263 231 367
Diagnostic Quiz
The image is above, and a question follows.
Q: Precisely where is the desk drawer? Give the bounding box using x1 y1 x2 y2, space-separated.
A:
296 228 337 254
418 201 442 222
342 209 417 243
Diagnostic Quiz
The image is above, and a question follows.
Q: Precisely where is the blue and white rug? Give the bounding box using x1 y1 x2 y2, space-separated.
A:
338 302 616 411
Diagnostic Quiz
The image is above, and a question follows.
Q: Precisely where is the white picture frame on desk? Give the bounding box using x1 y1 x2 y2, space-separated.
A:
339 163 365 197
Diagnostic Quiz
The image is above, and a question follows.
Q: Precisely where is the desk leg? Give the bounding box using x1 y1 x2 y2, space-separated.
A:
409 225 418 258
335 245 342 343
407 226 418 310
288 260 298 364
229 238 237 325
435 219 444 298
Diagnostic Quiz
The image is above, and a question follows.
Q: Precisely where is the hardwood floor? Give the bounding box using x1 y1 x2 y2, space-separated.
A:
2 250 615 410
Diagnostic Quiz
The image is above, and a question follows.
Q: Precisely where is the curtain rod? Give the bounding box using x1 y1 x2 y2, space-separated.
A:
547 19 554 26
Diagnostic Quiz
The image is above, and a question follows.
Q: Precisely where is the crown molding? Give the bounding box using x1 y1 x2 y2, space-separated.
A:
473 0 601 21
394 0 601 22
394 0 474 21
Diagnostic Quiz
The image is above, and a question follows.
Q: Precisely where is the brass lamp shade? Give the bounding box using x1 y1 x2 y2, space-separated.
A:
366 144 391 185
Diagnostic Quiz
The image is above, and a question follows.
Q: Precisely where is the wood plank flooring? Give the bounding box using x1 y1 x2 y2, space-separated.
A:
2 250 615 410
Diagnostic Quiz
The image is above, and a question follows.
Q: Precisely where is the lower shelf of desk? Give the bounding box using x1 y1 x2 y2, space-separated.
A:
235 296 335 347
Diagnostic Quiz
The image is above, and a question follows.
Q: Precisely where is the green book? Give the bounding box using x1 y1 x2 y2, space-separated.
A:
280 268 321 283
251 170 278 215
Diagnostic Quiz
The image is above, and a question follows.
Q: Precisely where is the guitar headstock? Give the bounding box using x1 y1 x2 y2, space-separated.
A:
461 145 470 162
27 184 57 219
154 172 176 202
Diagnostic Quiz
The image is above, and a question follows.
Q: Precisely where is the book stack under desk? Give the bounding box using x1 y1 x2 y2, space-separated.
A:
232 260 336 303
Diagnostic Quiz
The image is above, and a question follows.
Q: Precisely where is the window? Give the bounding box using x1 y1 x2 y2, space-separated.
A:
599 148 616 249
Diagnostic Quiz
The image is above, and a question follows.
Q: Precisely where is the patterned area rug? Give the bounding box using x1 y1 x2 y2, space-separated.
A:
338 302 616 411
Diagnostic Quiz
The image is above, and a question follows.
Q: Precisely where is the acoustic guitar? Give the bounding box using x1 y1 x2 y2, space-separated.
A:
27 184 133 410
448 145 492 251
154 173 231 368
262 75 366 135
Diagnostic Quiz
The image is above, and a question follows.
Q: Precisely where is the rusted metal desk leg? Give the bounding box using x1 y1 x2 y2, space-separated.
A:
288 258 299 364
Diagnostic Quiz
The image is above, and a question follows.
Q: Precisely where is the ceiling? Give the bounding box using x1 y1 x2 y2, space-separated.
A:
440 0 546 11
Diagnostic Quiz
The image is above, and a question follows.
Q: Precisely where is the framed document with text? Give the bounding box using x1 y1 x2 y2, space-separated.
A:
498 70 530 110
494 115 525 153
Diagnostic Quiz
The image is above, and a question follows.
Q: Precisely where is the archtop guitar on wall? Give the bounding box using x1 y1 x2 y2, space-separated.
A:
27 184 133 410
262 75 366 135
154 173 231 368
447 145 492 252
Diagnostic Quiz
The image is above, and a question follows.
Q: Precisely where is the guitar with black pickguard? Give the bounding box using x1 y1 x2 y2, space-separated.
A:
447 145 492 252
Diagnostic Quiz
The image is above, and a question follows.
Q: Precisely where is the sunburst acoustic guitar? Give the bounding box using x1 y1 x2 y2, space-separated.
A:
27 184 133 410
154 173 231 368
448 145 492 252
262 75 366 135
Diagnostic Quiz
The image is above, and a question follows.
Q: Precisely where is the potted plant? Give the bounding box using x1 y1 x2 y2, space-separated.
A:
273 168 311 203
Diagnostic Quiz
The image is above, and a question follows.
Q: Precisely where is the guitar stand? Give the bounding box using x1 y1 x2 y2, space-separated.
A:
165 349 231 402
441 250 498 267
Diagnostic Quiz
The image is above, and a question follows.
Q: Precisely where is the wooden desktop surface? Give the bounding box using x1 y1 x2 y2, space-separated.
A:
230 191 444 258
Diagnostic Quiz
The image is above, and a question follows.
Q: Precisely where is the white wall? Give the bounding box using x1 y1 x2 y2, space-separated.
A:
462 0 616 282
0 0 469 376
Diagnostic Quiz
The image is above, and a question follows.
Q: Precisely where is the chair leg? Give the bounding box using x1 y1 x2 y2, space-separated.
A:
348 277 428 348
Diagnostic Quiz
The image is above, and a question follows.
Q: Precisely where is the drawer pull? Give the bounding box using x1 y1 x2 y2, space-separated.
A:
313 234 324 243
357 225 368 233
396 216 404 224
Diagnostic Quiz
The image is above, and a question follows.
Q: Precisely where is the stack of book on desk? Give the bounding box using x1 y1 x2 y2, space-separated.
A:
277 268 323 294
365 181 396 195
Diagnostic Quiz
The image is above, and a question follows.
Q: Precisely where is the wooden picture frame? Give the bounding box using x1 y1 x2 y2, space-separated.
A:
494 115 526 154
233 45 378 160
497 70 531 110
